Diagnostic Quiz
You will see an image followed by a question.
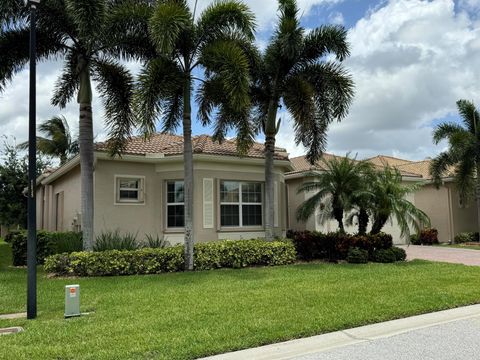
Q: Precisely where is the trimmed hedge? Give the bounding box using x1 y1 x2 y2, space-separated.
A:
44 239 297 276
346 247 368 264
411 228 439 245
286 230 393 261
454 232 479 244
10 230 82 266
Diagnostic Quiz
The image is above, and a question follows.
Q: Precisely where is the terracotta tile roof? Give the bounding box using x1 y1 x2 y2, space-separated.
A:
288 154 423 178
95 133 289 160
365 155 413 168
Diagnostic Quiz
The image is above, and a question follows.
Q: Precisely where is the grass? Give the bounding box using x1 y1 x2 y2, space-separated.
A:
1 240 480 359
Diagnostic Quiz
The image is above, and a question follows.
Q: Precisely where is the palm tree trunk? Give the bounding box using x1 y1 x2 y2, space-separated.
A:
358 207 369 235
77 58 94 251
371 214 388 234
333 205 344 233
183 77 194 270
264 98 279 241
79 102 94 250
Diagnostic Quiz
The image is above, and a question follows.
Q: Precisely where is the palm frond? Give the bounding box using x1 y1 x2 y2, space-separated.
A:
93 58 135 155
51 50 79 108
199 40 250 113
196 0 255 45
134 57 184 135
301 25 350 63
149 0 192 55
103 0 156 60
432 122 466 144
456 99 480 135
65 0 106 41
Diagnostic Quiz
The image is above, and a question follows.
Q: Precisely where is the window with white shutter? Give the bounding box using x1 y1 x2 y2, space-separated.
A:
203 178 214 228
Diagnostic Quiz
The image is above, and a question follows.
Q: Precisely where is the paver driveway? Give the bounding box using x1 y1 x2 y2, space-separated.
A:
400 245 480 266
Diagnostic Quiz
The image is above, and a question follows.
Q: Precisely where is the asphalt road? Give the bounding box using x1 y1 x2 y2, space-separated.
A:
293 317 480 360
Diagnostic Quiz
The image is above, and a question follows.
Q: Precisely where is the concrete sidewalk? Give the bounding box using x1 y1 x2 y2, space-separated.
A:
198 304 480 360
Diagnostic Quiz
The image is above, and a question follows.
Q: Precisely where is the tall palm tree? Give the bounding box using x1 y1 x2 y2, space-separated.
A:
134 0 255 270
368 167 430 238
296 155 373 233
431 99 480 235
252 0 354 240
0 0 147 250
18 115 79 165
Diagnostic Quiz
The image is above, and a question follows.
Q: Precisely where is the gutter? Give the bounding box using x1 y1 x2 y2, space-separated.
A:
38 151 294 185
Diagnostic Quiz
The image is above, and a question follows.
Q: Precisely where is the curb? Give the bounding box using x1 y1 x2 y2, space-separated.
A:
198 304 480 360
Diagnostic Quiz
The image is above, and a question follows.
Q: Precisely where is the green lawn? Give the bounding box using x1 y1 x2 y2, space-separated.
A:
1 240 480 360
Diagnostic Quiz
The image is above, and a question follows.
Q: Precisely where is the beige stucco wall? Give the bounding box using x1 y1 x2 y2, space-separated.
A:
448 184 478 237
92 157 287 244
36 165 81 232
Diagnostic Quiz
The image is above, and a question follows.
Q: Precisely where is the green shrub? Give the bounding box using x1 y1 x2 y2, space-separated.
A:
409 233 421 245
390 246 407 261
4 230 22 244
93 229 139 251
346 247 368 264
372 248 398 263
44 239 297 276
454 232 479 244
287 230 393 261
10 230 83 266
419 228 439 245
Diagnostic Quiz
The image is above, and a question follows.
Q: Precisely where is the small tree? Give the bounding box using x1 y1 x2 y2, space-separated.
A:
0 138 49 229
18 116 79 165
296 155 373 233
368 167 430 237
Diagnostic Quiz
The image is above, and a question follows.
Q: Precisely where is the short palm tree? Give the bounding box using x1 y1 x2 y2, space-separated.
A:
18 116 79 165
134 0 255 270
296 155 373 233
252 0 354 240
369 167 430 238
431 99 480 235
1 0 147 250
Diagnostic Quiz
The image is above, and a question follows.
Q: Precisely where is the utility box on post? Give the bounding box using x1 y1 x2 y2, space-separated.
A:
65 285 80 318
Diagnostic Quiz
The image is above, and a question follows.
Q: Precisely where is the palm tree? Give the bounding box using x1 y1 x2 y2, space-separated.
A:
18 116 79 165
251 0 354 240
431 99 480 235
368 167 430 238
134 0 255 270
296 155 373 233
0 0 147 250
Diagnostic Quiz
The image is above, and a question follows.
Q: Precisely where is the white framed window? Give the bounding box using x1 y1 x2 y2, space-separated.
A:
166 180 184 228
115 175 145 204
220 181 263 227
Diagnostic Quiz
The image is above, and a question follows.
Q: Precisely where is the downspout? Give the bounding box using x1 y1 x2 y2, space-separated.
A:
446 183 454 243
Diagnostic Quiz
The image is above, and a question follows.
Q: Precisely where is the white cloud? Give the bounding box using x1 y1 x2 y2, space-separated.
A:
328 11 345 25
278 0 480 160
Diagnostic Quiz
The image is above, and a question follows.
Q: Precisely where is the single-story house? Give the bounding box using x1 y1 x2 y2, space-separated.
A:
285 154 478 244
36 133 292 244
36 134 477 245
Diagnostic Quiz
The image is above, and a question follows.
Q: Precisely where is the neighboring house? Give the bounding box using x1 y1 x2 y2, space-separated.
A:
36 133 292 244
286 154 478 244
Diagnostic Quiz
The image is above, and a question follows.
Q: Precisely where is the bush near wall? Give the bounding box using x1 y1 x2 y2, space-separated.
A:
44 239 297 277
10 230 82 266
410 228 439 245
286 230 395 262
454 232 480 244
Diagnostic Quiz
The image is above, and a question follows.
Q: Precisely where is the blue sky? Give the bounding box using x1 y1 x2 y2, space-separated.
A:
1 0 480 160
